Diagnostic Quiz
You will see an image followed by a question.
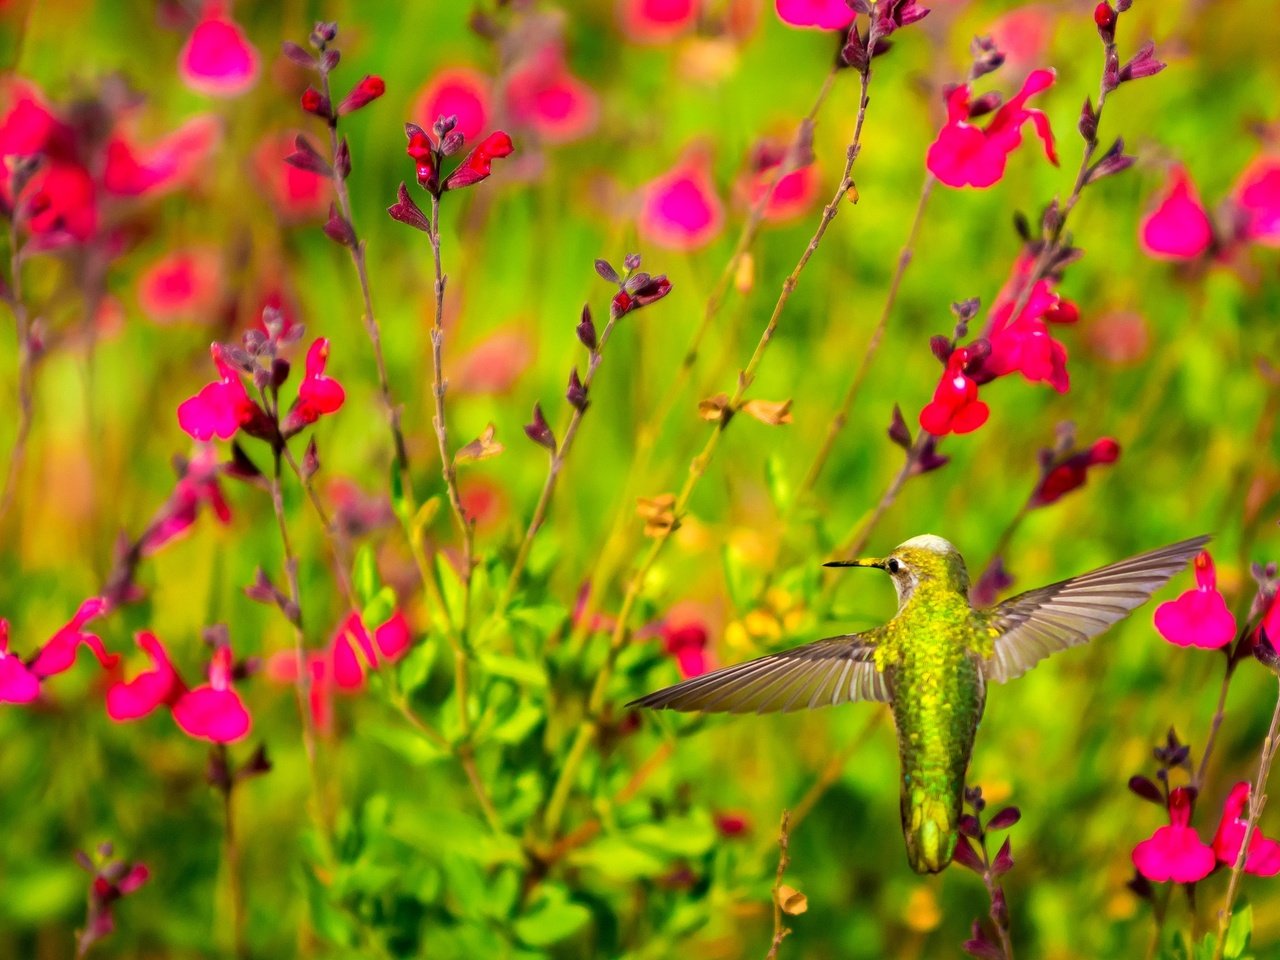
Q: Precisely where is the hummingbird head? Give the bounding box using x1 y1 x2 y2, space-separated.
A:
825 534 970 610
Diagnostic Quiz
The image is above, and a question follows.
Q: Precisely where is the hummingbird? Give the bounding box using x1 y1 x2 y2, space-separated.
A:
629 534 1209 874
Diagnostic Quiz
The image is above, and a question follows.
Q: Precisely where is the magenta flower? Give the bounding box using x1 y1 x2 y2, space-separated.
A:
985 275 1076 393
281 338 346 435
739 140 820 222
412 68 492 145
177 343 264 441
102 115 220 197
663 620 710 679
337 75 386 116
503 44 598 144
179 7 260 97
331 610 413 691
919 346 989 437
253 131 331 220
138 446 232 556
1 598 113 704
1132 786 1216 884
138 249 221 323
926 68 1058 189
1232 154 1280 247
1140 165 1213 260
1030 437 1120 507
1154 551 1237 649
621 0 699 42
1212 782 1280 876
106 632 187 721
22 160 98 241
639 151 725 251
775 0 856 29
172 644 251 743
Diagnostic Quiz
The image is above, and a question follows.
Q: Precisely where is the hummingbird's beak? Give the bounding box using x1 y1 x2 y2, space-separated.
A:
823 557 885 569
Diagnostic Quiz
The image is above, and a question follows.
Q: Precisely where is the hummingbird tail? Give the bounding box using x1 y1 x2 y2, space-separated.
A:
902 794 959 874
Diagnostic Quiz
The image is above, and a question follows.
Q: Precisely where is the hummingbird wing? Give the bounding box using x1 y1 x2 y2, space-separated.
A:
627 631 888 714
980 535 1210 683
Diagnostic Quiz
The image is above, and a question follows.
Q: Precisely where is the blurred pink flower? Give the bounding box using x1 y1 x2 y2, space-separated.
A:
106 632 187 720
0 622 40 703
774 0 855 29
1030 437 1119 506
621 0 699 42
1232 154 1280 247
23 161 97 241
1212 782 1280 875
738 140 819 221
331 610 413 691
1085 310 1149 366
179 6 260 97
504 45 598 143
138 249 221 322
920 346 988 436
281 338 345 435
456 329 534 394
985 273 1075 393
172 644 251 743
987 5 1054 75
460 477 508 531
177 343 262 442
663 620 710 678
0 82 73 157
926 68 1058 189
253 131 330 220
639 151 725 250
715 811 751 837
412 68 491 145
1 598 114 704
138 445 232 555
1132 786 1215 883
1140 165 1213 260
1153 551 1236 649
103 115 220 196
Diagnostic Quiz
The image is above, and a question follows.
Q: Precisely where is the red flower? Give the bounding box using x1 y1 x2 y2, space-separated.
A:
738 140 819 222
22 160 97 241
177 343 263 442
639 150 725 250
172 643 251 743
0 598 114 704
338 75 386 116
331 610 413 691
179 7 260 97
774 0 855 29
1133 787 1215 883
926 68 1058 189
253 131 330 220
1212 782 1280 876
1030 437 1120 507
1140 165 1213 261
138 445 232 556
715 811 751 837
281 338 345 435
985 277 1074 393
662 620 710 679
503 45 598 144
138 249 221 323
76 849 149 957
455 329 534 394
919 346 989 436
106 632 187 720
620 0 700 42
1231 153 1280 248
102 115 220 197
1153 551 1237 649
442 131 515 191
412 68 491 145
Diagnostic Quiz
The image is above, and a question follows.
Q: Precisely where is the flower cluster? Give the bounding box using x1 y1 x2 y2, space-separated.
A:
75 843 149 957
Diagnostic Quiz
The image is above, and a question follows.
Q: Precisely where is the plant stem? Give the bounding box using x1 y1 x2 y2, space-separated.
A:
1212 676 1280 960
0 219 33 526
765 810 793 960
217 744 248 960
502 307 623 604
798 174 936 499
543 61 877 840
835 429 930 562
1194 659 1237 792
281 443 358 611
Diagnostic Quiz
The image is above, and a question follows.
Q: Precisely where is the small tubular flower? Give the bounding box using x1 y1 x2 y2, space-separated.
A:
106 632 187 721
1153 551 1237 649
1212 781 1280 876
919 346 989 436
1140 166 1213 261
442 131 515 191
1132 786 1216 884
179 8 260 98
282 338 345 435
172 644 251 743
177 343 263 441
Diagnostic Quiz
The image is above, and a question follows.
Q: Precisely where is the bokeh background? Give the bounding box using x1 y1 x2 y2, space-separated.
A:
2 0 1280 957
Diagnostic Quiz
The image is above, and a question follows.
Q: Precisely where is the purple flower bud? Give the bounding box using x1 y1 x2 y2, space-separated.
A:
433 114 458 139
388 182 430 232
987 806 1021 831
991 838 1014 876
952 836 985 874
323 204 356 247
335 137 351 180
929 334 954 364
320 48 340 73
566 368 589 412
577 304 597 351
440 130 465 156
1119 41 1166 83
959 814 982 838
245 568 281 606
970 556 1012 607
887 404 912 450
990 887 1009 926
911 436 950 475
1078 96 1099 143
623 252 642 272
1255 628 1280 674
1128 775 1165 804
595 258 621 285
303 437 320 480
847 0 872 14
235 744 273 782
840 26 868 72
968 91 1004 120
1125 871 1153 902
524 403 557 453
1103 48 1120 92
1085 138 1135 186
963 921 1004 960
310 21 338 49
281 41 316 69
271 358 291 390
284 134 332 177
630 274 672 309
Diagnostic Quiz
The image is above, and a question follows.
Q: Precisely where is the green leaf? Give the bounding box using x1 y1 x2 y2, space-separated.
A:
1225 901 1253 959
389 461 409 522
363 721 451 765
362 586 397 630
437 553 466 626
567 836 666 881
765 452 792 512
513 884 591 947
625 810 717 858
353 544 381 607
396 638 437 694
477 650 548 689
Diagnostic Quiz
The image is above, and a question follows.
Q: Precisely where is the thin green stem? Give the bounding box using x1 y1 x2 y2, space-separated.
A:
0 218 33 526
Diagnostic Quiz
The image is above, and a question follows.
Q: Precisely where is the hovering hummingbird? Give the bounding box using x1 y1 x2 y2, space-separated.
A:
630 534 1209 874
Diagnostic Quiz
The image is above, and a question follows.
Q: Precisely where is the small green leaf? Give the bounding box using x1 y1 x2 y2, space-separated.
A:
362 585 397 629
396 638 436 694
513 884 591 947
1224 901 1253 959
436 553 466 625
477 651 548 688
353 544 381 607
765 452 792 511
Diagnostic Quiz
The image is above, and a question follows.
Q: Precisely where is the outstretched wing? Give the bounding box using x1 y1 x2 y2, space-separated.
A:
982 535 1211 683
628 632 888 714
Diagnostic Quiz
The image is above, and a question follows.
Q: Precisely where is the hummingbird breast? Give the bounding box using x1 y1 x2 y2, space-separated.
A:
884 613 987 874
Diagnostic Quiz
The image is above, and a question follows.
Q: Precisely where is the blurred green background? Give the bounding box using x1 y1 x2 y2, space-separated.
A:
3 0 1280 957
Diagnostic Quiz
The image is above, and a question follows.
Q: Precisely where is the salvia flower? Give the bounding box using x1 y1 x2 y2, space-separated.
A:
178 6 260 98
443 131 515 191
1029 437 1120 506
172 643 251 743
639 150 725 250
75 847 149 957
337 75 386 116
1232 154 1280 246
1212 782 1280 876
621 0 699 42
177 343 265 441
927 68 1058 189
137 446 232 556
983 253 1076 393
412 68 491 144
1153 551 1237 649
774 0 856 30
738 139 820 222
503 44 598 144
106 632 186 720
281 338 345 435
1 599 113 704
1140 165 1214 261
404 123 513 197
1132 786 1215 883
919 346 989 436
663 620 711 679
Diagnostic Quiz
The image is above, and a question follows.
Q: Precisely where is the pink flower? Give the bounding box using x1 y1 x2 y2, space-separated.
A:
504 45 598 144
331 610 413 691
985 276 1074 393
639 151 725 250
281 338 345 435
1 598 114 704
106 632 187 720
172 644 251 743
412 68 491 145
1140 166 1213 260
774 0 855 29
1153 551 1237 649
179 7 260 97
456 329 534 394
1030 437 1120 506
926 68 1058 189
460 477 509 531
1132 786 1216 883
987 6 1054 76
663 620 710 679
1232 154 1280 247
738 140 819 222
253 131 330 220
103 115 220 196
138 445 232 556
442 131 515 191
620 0 699 42
920 346 989 436
22 160 97 241
1212 782 1280 876
177 343 263 442
138 249 221 322
0 83 74 158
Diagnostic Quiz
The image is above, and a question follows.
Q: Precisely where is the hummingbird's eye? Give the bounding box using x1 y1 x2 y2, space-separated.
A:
887 558 901 574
